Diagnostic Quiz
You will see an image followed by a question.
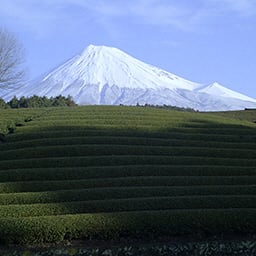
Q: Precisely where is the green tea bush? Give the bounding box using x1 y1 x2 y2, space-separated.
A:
0 196 256 218
1 144 256 161
0 176 255 193
0 106 256 244
0 186 256 205
6 127 256 143
0 166 256 182
1 155 256 170
2 135 256 151
0 209 256 244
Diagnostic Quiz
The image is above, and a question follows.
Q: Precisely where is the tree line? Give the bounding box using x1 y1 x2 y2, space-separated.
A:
135 103 197 112
0 95 77 109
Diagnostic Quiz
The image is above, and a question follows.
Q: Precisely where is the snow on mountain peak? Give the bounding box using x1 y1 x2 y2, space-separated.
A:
198 82 256 103
40 44 201 92
1 44 256 111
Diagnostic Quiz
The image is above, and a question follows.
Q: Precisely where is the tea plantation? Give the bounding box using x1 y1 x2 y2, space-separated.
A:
0 106 256 245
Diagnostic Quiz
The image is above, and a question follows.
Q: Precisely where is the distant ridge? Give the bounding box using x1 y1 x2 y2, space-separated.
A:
2 44 256 111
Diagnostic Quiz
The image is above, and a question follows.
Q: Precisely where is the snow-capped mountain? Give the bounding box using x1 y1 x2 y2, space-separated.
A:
2 44 256 111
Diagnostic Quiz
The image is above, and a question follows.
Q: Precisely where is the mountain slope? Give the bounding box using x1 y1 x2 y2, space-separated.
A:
2 45 256 111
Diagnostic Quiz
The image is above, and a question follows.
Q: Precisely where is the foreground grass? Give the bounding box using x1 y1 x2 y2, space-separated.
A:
0 106 256 246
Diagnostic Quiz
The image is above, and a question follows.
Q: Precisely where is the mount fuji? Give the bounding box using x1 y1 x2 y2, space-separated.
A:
2 44 256 111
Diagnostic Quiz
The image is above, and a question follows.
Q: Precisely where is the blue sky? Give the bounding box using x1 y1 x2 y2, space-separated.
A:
1 0 256 98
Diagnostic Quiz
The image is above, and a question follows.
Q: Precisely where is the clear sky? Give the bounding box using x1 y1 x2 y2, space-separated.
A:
1 0 256 98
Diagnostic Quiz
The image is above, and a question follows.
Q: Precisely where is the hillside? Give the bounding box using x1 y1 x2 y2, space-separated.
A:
0 106 256 245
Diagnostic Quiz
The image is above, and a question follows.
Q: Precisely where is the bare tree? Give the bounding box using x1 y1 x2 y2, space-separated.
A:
0 29 25 89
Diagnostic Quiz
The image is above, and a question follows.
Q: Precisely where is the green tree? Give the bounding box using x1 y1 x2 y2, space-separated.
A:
0 98 8 108
18 96 28 108
53 95 68 107
8 96 19 108
66 95 76 107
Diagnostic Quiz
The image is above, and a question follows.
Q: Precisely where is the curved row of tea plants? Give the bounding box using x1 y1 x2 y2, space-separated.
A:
0 106 256 244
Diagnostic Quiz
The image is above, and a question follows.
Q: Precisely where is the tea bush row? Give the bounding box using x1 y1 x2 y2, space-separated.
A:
0 175 255 193
0 195 256 218
2 135 256 151
1 144 256 161
0 209 256 244
1 155 256 170
6 127 256 144
1 166 255 182
0 186 256 205
14 120 256 137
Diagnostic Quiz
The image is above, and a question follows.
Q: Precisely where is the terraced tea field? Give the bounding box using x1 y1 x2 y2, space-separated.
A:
0 106 256 244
